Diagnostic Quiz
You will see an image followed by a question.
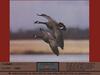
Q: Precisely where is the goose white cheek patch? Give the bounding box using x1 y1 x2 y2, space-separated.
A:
60 26 64 30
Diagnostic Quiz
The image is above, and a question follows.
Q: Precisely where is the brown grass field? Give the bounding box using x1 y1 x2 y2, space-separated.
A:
10 40 89 54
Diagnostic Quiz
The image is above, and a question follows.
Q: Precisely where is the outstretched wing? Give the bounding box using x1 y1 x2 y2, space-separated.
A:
37 14 52 20
37 14 57 23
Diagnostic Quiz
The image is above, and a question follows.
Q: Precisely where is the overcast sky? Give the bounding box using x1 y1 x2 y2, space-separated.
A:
10 0 89 32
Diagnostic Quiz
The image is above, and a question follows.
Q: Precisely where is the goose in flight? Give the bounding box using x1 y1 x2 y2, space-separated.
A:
34 28 59 56
34 14 65 49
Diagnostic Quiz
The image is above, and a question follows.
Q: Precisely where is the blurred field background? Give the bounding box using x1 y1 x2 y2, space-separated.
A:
10 27 89 55
10 40 89 54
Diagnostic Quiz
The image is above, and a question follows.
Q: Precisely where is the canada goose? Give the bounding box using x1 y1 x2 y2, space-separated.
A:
34 28 59 56
34 14 64 49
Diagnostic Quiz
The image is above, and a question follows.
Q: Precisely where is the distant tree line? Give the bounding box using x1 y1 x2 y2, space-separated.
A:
10 27 89 40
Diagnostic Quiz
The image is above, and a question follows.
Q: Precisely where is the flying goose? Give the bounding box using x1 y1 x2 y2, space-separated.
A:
34 14 65 49
34 28 59 56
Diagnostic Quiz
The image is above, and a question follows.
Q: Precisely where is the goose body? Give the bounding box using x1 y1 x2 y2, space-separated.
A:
35 14 65 49
34 28 59 56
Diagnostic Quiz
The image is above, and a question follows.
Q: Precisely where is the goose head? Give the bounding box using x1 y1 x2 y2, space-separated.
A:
58 22 67 31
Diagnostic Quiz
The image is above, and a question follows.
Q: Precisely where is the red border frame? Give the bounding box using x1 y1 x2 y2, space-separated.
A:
90 0 100 62
0 0 100 62
0 0 9 62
